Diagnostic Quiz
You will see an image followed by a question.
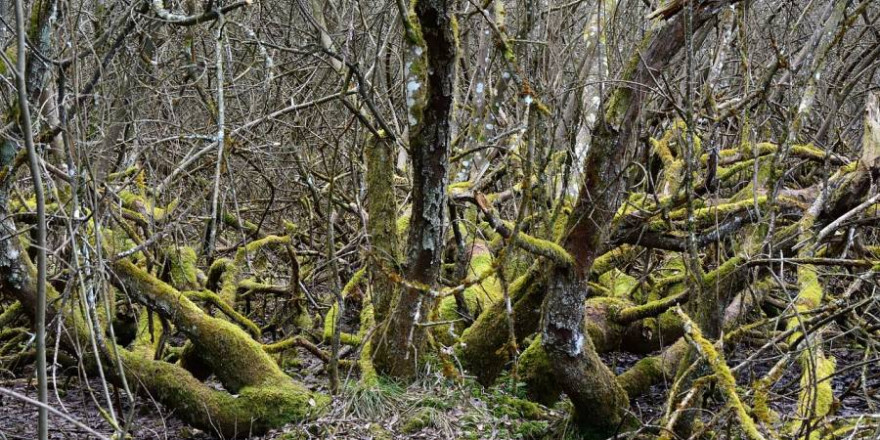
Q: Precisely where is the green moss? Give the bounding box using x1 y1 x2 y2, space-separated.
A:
184 289 262 338
582 296 633 352
585 295 628 314
238 235 292 262
448 180 472 191
741 142 778 159
676 308 765 440
649 120 696 196
323 268 366 346
100 228 140 261
550 206 573 241
212 258 239 305
598 269 638 299
517 336 562 406
118 348 327 437
396 213 411 237
790 143 829 161
357 303 378 386
0 301 22 328
365 134 402 321
13 229 327 438
105 166 140 182
0 46 17 76
736 141 830 166
718 158 761 184
752 374 780 425
280 354 303 371
154 199 179 221
214 235 295 306
591 245 636 276
824 423 870 438
785 215 837 440
402 407 437 433
515 421 549 439
796 265 822 309
166 246 200 291
604 28 654 126
130 309 162 359
703 255 744 287
343 267 367 296
458 262 547 386
223 211 260 236
653 196 804 230
513 231 574 266
118 190 177 222
791 354 836 440
434 252 501 346
656 310 681 333
368 423 393 440
501 254 531 282
493 395 545 420
113 259 286 391
616 354 666 398
786 263 823 344
322 303 361 346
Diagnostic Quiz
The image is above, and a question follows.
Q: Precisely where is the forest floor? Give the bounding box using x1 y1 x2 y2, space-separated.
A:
1 345 877 439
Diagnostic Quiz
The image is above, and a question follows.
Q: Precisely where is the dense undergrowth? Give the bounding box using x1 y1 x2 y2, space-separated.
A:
3 0 880 439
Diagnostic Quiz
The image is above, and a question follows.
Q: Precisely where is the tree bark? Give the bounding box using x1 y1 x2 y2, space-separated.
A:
373 0 458 379
540 2 738 435
365 135 401 325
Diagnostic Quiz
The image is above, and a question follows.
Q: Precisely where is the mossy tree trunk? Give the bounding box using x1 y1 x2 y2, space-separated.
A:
366 134 401 325
540 3 737 436
372 0 458 379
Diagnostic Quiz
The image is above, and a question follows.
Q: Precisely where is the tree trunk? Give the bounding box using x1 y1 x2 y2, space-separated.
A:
373 0 458 379
365 135 401 325
540 122 633 436
540 3 738 435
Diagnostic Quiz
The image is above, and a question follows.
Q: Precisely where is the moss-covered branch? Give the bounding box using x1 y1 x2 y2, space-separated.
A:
674 307 766 440
617 339 688 398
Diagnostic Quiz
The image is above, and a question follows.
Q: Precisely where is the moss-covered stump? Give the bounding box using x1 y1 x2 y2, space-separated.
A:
519 325 687 405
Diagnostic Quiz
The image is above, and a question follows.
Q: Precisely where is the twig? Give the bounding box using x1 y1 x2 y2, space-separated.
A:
13 0 48 435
